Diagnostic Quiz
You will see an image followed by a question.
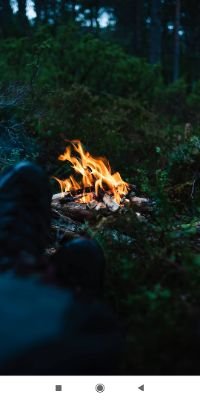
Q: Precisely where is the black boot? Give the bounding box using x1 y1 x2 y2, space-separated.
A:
51 237 106 296
0 161 51 271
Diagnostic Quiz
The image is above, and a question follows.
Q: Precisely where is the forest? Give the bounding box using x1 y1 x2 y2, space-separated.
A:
1 0 200 374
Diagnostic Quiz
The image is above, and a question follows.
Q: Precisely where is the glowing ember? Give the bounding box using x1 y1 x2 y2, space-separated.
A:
55 140 129 204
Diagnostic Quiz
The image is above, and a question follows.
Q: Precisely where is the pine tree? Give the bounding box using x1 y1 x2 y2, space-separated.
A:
149 0 162 64
17 0 29 30
0 0 14 36
173 0 181 80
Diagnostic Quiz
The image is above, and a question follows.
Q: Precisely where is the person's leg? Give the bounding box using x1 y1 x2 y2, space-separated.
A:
0 161 124 374
50 237 106 296
0 161 51 272
0 271 124 375
0 161 106 286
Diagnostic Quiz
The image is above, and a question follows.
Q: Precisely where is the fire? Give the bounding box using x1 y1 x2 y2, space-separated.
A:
55 140 129 204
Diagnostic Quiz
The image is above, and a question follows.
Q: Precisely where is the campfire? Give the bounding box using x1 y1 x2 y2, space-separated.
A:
53 140 131 212
50 141 153 246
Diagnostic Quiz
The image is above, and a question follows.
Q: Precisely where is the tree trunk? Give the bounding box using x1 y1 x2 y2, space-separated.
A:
34 0 47 22
72 0 77 20
173 0 181 81
0 0 14 36
1 0 13 16
34 0 41 21
17 0 26 18
17 0 29 27
149 0 162 65
133 0 144 56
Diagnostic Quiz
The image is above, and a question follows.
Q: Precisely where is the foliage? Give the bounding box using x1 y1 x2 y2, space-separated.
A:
0 25 162 99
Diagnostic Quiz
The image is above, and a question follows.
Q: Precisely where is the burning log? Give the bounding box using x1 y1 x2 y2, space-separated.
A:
86 200 106 210
52 192 86 203
52 186 95 204
67 186 95 196
95 202 107 211
86 199 98 209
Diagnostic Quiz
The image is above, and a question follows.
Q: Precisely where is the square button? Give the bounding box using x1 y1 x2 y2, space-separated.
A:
55 385 62 391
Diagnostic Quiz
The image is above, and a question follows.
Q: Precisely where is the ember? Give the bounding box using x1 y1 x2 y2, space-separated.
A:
54 140 129 205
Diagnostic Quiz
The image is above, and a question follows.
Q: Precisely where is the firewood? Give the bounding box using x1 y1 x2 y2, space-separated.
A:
52 193 110 221
52 192 65 201
52 187 95 203
52 208 81 228
87 200 107 211
52 192 85 204
87 200 98 209
103 193 120 212
130 196 149 206
55 202 96 222
95 202 107 211
129 196 154 212
69 186 95 196
52 192 153 224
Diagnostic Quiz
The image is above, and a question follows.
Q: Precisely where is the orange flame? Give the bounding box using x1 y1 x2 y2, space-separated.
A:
55 140 129 204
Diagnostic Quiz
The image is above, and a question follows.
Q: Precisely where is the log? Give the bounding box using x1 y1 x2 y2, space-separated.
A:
51 210 81 236
52 201 97 222
86 200 98 210
52 187 95 203
129 196 155 212
130 196 149 206
50 191 152 251
87 200 107 211
52 208 81 229
52 193 65 201
95 202 107 211
51 193 153 224
103 193 120 212
52 193 110 221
